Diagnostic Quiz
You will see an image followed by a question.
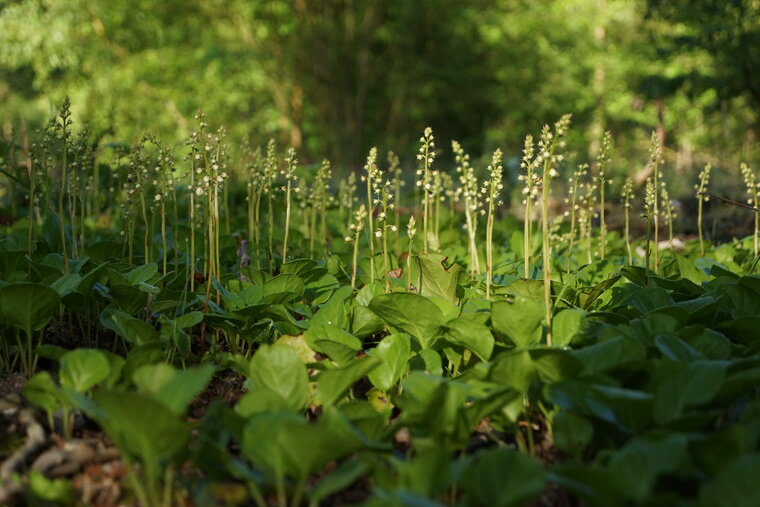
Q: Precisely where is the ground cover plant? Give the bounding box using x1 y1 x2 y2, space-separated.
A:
1 101 760 507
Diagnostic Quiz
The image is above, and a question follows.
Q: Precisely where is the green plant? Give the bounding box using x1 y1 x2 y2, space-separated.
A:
565 163 588 272
264 139 279 271
145 135 176 275
452 140 481 278
537 114 571 346
596 131 612 259
281 147 298 263
416 128 436 253
406 215 416 291
53 98 73 273
622 176 634 263
644 177 656 283
388 150 403 254
648 132 663 273
245 144 264 266
661 182 676 248
740 162 759 257
310 159 332 257
482 148 504 300
348 204 367 288
0 283 60 376
338 171 357 232
86 364 214 507
6 99 760 507
519 135 537 278
363 147 380 281
695 163 711 256
24 348 112 439
374 168 396 291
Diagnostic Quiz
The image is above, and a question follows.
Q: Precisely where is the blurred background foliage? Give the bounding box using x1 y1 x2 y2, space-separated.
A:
0 0 758 185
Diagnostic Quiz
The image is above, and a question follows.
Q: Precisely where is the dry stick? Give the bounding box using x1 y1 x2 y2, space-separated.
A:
700 190 760 260
699 192 760 212
0 410 46 504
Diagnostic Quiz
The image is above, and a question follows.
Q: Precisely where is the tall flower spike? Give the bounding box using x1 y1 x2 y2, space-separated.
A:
622 176 634 263
741 163 759 257
364 147 380 280
483 148 504 299
537 113 572 347
453 140 481 277
647 131 663 273
416 128 435 252
596 131 613 259
695 164 711 256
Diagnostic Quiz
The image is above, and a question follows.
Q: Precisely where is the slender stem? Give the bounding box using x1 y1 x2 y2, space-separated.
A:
600 181 606 259
268 194 274 273
406 236 413 291
366 175 375 280
128 216 135 265
395 179 401 255
351 228 361 289
189 166 196 291
161 200 167 274
59 133 69 274
283 179 292 263
320 201 328 257
645 212 652 286
162 464 175 507
698 198 704 256
541 158 553 347
24 129 34 266
254 191 262 269
435 190 441 245
172 186 179 273
140 192 150 263
215 188 221 280
653 165 659 273
625 205 632 264
309 205 316 257
486 199 494 299
524 198 531 278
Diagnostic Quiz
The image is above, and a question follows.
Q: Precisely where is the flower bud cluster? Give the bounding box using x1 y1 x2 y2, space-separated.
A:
186 110 229 198
407 215 417 238
452 140 480 213
517 135 539 206
644 178 656 214
310 159 333 211
280 147 298 190
339 172 358 210
621 176 634 210
694 164 711 202
416 127 436 196
741 163 759 207
481 148 504 207
345 204 367 243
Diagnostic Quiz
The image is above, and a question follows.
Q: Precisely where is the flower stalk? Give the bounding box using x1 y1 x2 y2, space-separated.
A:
695 164 711 256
